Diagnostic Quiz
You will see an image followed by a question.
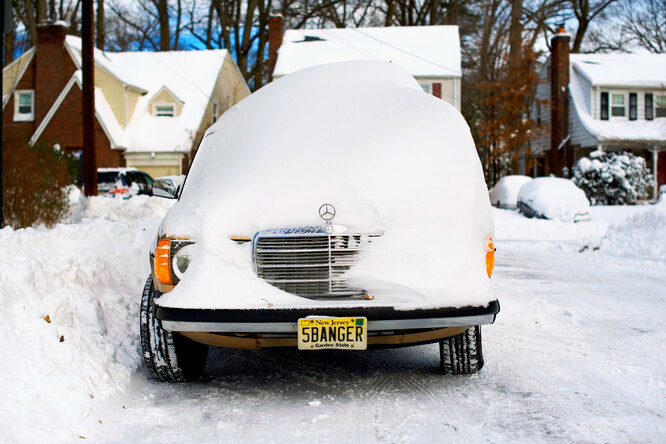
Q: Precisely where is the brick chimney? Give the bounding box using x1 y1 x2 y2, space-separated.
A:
267 14 284 82
35 22 74 125
548 24 572 177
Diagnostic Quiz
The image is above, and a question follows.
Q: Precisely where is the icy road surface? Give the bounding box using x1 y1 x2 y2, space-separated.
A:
1 197 665 443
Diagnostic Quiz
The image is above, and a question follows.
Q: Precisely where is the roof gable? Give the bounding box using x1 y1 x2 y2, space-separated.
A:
148 85 185 105
2 48 36 109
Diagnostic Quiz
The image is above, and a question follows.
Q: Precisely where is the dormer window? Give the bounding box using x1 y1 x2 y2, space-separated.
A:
14 89 35 122
154 103 175 117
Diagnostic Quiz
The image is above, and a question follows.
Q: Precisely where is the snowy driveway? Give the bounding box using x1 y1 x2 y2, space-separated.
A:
2 200 665 443
98 208 666 443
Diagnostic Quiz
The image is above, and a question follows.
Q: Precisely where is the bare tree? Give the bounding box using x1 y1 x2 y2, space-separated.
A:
96 0 105 49
568 0 617 53
621 0 666 53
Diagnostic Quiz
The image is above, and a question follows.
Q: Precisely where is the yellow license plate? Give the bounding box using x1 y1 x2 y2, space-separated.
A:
297 317 367 350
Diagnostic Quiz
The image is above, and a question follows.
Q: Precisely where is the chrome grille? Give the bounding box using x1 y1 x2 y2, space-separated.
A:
254 233 369 298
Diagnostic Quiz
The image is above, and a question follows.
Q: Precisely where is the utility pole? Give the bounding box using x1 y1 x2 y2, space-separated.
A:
82 0 97 195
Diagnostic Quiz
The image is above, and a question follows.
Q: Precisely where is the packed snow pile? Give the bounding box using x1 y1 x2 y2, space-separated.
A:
0 196 171 441
517 177 590 222
489 175 532 209
157 61 493 311
572 151 652 205
598 199 666 261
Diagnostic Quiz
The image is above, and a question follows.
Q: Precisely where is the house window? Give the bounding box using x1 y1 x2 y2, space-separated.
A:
154 103 175 117
645 93 653 120
611 93 625 117
656 95 666 118
600 92 609 120
629 93 637 120
14 89 35 122
432 83 442 99
420 83 430 94
212 99 220 123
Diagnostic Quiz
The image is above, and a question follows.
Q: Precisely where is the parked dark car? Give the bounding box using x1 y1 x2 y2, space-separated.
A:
97 168 153 197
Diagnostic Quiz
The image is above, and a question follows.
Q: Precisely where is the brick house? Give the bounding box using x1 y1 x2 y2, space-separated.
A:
3 22 250 178
267 17 462 110
530 28 666 197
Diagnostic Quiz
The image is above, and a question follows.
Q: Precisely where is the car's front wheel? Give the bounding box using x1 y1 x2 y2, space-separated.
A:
140 276 209 382
439 326 484 375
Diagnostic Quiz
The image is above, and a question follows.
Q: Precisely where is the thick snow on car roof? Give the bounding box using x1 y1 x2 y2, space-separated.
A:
490 175 533 209
157 61 493 310
518 177 590 222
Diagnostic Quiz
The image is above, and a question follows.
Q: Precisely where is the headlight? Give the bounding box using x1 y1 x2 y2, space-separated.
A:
154 238 194 285
172 243 194 280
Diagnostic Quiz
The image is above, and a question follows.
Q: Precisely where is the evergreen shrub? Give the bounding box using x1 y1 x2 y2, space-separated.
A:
572 151 652 205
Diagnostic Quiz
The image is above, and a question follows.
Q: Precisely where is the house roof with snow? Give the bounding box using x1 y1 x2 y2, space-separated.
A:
570 53 666 89
568 53 666 146
273 26 461 79
63 36 235 153
3 33 249 155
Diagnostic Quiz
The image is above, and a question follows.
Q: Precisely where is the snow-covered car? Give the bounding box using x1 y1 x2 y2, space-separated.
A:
98 167 153 197
140 61 500 382
517 177 590 222
489 175 533 209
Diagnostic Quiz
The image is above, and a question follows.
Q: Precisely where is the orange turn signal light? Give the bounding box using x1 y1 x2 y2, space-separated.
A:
154 239 173 285
486 237 495 278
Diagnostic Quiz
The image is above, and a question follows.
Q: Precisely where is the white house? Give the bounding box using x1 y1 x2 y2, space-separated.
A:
531 29 666 194
270 23 462 110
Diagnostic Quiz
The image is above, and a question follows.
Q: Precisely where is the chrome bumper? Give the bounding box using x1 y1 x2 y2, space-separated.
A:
162 313 496 333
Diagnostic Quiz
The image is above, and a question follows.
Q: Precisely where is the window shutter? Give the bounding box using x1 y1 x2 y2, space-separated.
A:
645 93 653 120
600 92 609 120
629 93 637 120
432 83 441 99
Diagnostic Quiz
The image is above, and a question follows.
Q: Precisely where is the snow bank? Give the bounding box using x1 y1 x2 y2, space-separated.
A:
489 175 532 209
517 177 590 222
0 197 171 441
157 61 493 310
598 200 666 261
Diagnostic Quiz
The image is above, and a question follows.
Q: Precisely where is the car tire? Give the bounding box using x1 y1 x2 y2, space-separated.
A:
140 276 209 382
439 326 484 375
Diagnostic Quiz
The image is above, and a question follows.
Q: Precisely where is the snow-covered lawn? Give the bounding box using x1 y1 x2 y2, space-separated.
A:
1 197 665 442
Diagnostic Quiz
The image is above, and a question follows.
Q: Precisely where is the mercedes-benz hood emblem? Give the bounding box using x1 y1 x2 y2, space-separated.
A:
319 203 336 222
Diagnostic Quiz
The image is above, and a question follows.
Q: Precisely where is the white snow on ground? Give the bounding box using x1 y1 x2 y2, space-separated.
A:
1 197 665 442
0 196 173 442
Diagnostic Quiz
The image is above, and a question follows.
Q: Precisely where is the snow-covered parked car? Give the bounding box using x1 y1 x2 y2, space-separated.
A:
140 61 500 382
489 175 533 209
517 177 590 222
98 167 153 197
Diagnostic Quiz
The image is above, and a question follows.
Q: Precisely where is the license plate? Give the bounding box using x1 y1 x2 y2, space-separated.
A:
297 317 367 350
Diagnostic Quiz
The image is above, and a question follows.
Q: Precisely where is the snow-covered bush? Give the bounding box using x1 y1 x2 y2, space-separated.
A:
572 151 652 205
